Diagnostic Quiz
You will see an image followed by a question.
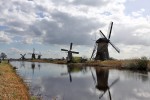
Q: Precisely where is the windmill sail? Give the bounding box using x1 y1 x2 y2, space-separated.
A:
108 22 113 39
61 49 68 51
71 51 79 54
99 30 107 39
90 43 97 60
109 41 120 53
70 43 73 50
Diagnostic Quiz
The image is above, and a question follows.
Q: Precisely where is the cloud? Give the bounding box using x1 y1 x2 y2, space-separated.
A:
0 0 150 59
10 47 22 54
0 32 12 43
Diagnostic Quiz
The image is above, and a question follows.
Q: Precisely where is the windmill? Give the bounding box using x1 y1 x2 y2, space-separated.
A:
28 48 38 59
20 54 26 60
61 43 79 63
91 68 119 100
37 52 42 59
91 22 120 61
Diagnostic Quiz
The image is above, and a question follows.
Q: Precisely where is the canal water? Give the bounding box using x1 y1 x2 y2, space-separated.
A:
10 61 150 100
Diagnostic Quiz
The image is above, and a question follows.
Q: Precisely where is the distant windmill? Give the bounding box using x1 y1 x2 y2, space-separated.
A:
91 22 120 60
20 54 26 60
37 52 42 59
61 43 79 63
28 48 37 59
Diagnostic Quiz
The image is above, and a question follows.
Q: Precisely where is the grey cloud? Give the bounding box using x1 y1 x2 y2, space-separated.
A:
72 0 110 6
32 11 102 45
51 0 110 7
111 24 150 46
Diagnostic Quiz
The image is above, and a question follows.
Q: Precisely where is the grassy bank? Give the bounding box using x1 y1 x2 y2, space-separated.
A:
0 61 29 100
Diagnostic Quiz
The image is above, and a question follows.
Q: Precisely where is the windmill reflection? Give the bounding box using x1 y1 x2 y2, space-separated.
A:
96 68 109 92
20 61 25 68
38 63 41 70
31 62 35 75
61 65 85 82
94 68 119 100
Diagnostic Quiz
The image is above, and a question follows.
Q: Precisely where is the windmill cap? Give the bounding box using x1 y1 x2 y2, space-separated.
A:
96 38 109 43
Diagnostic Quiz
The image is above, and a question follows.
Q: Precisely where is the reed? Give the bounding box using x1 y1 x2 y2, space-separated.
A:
122 57 148 71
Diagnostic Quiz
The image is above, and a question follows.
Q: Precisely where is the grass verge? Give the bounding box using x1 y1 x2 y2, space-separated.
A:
0 61 30 100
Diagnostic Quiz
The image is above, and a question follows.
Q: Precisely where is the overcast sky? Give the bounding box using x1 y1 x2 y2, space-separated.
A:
0 0 150 59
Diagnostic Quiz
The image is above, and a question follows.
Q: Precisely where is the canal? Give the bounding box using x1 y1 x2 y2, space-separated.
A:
10 61 150 100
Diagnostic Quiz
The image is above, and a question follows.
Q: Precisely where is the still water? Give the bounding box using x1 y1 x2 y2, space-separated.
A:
10 61 150 100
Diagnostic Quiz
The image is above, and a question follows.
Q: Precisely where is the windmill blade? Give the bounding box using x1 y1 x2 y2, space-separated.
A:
99 31 105 38
108 22 113 39
99 91 106 99
109 78 119 88
20 54 23 56
90 68 96 84
71 51 79 54
70 43 73 50
90 43 97 60
23 54 26 56
99 30 107 39
99 78 119 99
69 72 72 82
61 49 68 51
109 41 120 53
108 89 112 100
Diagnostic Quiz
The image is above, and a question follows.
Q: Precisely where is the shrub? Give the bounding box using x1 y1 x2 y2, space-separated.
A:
127 57 148 71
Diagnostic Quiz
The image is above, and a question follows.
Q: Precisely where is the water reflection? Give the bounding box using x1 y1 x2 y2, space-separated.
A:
38 63 41 70
31 62 35 75
123 71 149 82
94 68 119 100
61 65 86 82
10 61 150 100
20 61 25 68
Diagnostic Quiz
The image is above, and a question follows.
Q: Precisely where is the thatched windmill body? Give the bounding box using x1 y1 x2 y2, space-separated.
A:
61 43 79 63
91 22 120 60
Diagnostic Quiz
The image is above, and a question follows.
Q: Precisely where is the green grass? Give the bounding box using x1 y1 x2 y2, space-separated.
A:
72 57 82 63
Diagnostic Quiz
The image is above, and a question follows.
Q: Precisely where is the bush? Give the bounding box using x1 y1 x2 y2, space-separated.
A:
127 57 148 71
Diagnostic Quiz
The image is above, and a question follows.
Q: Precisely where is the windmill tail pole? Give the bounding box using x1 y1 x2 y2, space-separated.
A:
90 43 97 60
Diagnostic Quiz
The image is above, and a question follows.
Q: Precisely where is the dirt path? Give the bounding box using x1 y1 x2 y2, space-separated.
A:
0 61 29 100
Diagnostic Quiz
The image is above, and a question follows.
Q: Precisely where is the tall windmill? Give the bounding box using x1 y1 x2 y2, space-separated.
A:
61 43 79 63
91 22 120 61
28 48 37 59
20 54 26 60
